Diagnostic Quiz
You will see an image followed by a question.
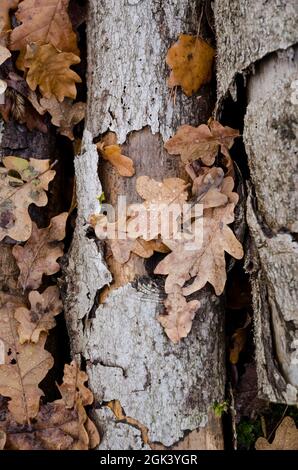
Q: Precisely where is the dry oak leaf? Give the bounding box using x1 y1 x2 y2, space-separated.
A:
12 212 68 290
0 333 54 424
155 201 243 296
1 401 90 450
14 286 62 344
166 34 215 97
192 167 228 209
109 238 155 264
158 286 200 343
0 157 55 242
0 296 24 362
57 360 93 409
0 0 20 35
97 133 135 177
128 176 189 240
255 417 298 450
10 0 79 56
165 120 239 165
40 97 85 140
24 44 81 102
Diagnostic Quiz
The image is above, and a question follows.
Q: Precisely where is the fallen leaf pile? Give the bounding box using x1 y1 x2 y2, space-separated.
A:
0 0 85 139
91 118 243 343
0 153 99 449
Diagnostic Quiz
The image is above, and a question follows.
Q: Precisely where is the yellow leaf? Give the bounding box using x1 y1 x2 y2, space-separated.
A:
24 44 81 102
166 34 215 97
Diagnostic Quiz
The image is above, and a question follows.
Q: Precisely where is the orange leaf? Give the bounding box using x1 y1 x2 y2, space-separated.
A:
166 34 215 97
97 141 135 177
24 44 81 102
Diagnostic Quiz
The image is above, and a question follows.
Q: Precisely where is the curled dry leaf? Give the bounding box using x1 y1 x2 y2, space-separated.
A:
0 296 24 361
165 119 239 165
40 97 86 140
166 34 215 96
155 178 243 296
24 44 81 102
12 212 68 290
0 157 55 242
10 0 79 60
1 402 90 450
14 286 62 344
255 417 298 450
0 326 53 424
192 167 228 209
57 360 93 409
158 286 200 343
97 133 135 177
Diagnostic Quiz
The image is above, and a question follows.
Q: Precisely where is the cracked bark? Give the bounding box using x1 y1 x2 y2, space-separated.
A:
63 0 224 449
215 0 298 404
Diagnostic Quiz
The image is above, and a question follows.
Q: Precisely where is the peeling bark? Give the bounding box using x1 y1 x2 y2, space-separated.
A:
64 0 224 449
215 1 298 404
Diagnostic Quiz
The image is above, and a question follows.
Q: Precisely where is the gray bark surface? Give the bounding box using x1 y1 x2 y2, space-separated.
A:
214 0 297 102
64 0 225 449
215 0 298 404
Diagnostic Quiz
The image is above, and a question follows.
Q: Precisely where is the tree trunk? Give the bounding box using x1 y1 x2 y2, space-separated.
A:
215 0 298 404
64 0 225 449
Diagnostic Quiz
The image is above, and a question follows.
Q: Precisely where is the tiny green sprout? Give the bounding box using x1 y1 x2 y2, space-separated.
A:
96 192 105 208
213 400 229 418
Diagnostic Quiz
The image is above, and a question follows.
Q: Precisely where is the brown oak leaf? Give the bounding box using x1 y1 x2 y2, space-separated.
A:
57 360 93 409
1 402 90 450
166 34 215 96
155 180 243 296
255 417 298 450
10 0 79 58
0 329 53 424
192 167 228 209
14 286 62 344
158 286 200 343
165 120 239 165
0 0 20 40
24 44 81 102
12 212 68 290
128 176 189 240
40 97 86 140
0 157 55 242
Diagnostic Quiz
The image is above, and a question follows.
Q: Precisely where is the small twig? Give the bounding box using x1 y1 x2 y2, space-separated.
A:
267 405 288 442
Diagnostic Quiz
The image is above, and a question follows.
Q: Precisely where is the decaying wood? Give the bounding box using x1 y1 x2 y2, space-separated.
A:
215 0 298 404
64 0 225 449
245 49 298 403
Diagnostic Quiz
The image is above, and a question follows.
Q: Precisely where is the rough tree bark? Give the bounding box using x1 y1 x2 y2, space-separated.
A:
64 0 225 449
215 0 298 404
